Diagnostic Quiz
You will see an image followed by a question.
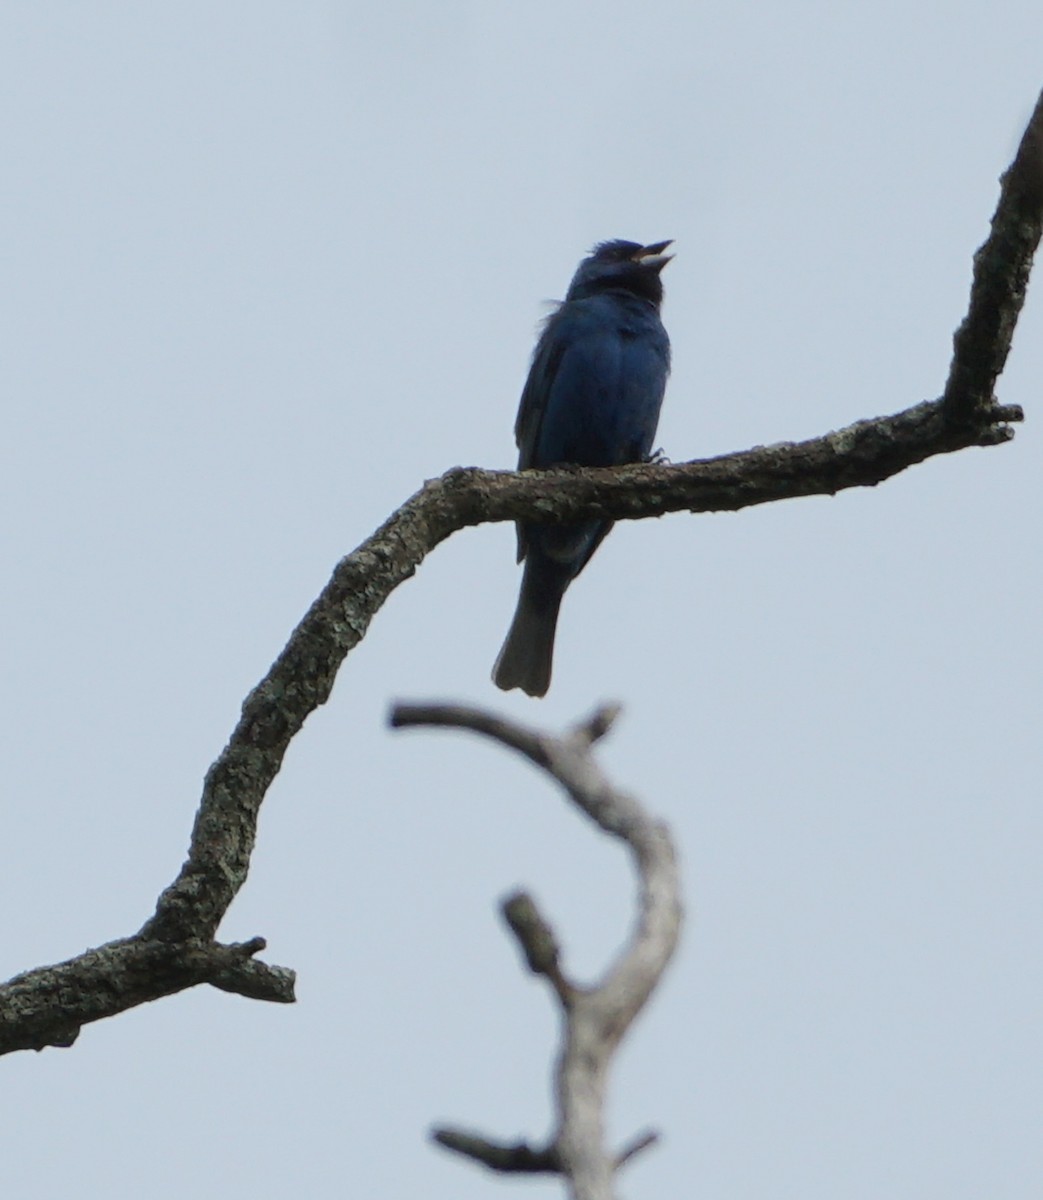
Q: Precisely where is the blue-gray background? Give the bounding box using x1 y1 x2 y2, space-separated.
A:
2 4 1041 1197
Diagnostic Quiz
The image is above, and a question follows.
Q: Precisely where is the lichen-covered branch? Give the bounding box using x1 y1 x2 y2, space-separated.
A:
944 87 1043 423
0 936 293 1055
1 90 1040 1059
391 702 682 1200
141 93 1043 958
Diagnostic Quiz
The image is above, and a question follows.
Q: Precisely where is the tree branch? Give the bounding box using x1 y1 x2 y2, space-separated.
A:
135 91 1043 957
392 702 683 1200
2 90 1040 1057
0 936 293 1055
143 83 1043 940
944 87 1043 423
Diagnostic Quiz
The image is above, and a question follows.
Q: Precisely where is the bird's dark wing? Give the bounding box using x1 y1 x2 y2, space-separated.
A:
512 307 573 562
514 306 568 472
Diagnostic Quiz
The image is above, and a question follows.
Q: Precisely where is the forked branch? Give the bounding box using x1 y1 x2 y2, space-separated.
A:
391 702 682 1200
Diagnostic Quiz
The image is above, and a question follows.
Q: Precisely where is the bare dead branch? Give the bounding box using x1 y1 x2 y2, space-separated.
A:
944 88 1043 423
2 91 1040 1058
0 936 293 1055
392 702 683 1200
502 890 572 1002
147 82 1043 950
614 1129 660 1170
135 92 1042 974
431 1129 561 1173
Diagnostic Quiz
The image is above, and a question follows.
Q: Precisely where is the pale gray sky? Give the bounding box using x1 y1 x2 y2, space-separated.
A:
2 4 1041 1198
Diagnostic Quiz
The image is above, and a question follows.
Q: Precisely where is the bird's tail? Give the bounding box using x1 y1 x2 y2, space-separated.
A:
492 557 565 698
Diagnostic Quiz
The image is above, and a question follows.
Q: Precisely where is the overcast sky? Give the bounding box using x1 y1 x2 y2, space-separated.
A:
2 4 1042 1198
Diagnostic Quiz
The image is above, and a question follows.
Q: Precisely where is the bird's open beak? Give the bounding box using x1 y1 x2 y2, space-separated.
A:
633 240 674 271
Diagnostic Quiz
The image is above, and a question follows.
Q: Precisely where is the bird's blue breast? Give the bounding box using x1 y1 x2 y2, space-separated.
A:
527 291 670 470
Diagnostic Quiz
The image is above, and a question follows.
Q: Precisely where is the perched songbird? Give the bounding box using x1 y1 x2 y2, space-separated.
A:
492 239 672 697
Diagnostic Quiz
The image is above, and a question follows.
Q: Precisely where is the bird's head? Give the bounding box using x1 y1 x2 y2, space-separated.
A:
565 239 673 306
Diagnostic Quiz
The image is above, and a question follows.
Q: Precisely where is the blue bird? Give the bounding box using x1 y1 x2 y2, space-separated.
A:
493 239 672 697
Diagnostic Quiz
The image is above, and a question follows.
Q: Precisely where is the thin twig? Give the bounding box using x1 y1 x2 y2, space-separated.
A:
614 1130 660 1170
431 1129 561 1174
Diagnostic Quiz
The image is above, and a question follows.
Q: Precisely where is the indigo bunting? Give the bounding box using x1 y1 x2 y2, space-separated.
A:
493 239 672 697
